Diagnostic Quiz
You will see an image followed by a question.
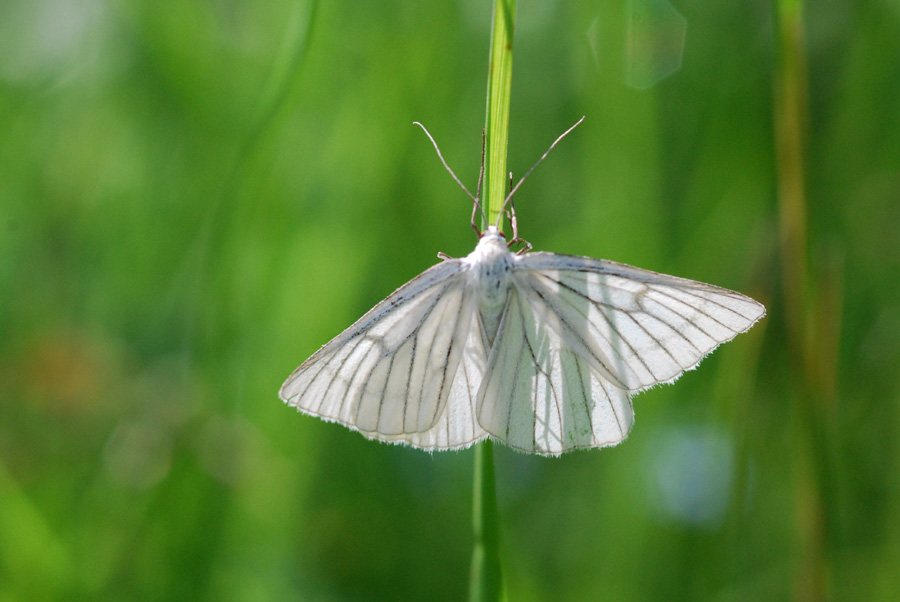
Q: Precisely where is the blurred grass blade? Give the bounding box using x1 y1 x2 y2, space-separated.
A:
773 0 809 361
250 0 319 140
773 1 839 600
0 460 73 597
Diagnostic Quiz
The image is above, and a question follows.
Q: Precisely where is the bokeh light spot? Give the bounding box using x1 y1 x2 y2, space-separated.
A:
625 0 687 89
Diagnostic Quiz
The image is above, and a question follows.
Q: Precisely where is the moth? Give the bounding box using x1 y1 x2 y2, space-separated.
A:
280 120 765 455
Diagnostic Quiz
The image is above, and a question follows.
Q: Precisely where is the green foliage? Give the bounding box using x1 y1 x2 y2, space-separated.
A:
1 0 899 600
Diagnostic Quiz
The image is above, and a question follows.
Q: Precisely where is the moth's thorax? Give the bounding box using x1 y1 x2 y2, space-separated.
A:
465 226 515 310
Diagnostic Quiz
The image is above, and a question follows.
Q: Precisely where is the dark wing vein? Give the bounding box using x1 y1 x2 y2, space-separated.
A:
518 252 765 391
280 259 476 443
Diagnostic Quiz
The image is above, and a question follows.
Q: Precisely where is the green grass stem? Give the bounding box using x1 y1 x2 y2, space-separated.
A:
773 0 842 600
470 1 516 601
482 0 517 230
469 439 503 602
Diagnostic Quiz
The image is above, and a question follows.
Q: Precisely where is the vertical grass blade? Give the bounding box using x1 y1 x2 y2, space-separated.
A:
471 2 516 601
482 0 517 230
470 439 503 602
773 1 841 600
773 0 809 360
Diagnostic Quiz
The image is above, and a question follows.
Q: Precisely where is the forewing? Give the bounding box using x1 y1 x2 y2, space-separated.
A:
280 259 487 450
517 252 766 392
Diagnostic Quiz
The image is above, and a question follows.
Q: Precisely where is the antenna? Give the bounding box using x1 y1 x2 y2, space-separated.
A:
497 116 585 224
415 117 585 236
413 122 488 234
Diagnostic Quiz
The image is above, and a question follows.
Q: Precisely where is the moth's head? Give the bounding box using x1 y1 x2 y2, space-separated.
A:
467 224 513 267
482 225 505 241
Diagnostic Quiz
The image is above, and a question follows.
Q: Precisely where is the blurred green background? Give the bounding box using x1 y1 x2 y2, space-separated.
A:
2 0 899 600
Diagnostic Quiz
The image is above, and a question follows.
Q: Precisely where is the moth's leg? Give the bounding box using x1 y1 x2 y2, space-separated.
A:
506 176 532 254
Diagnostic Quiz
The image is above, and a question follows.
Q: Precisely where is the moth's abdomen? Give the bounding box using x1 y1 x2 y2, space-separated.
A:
477 255 512 307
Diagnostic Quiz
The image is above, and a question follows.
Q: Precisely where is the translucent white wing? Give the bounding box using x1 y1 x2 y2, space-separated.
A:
477 286 635 454
280 260 490 451
476 252 765 455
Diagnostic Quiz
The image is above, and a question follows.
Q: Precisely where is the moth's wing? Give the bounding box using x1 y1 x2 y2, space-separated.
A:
280 259 489 451
476 286 635 455
518 253 766 391
435 304 491 449
476 253 766 455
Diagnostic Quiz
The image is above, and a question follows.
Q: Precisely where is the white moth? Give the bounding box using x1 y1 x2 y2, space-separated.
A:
280 122 766 456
